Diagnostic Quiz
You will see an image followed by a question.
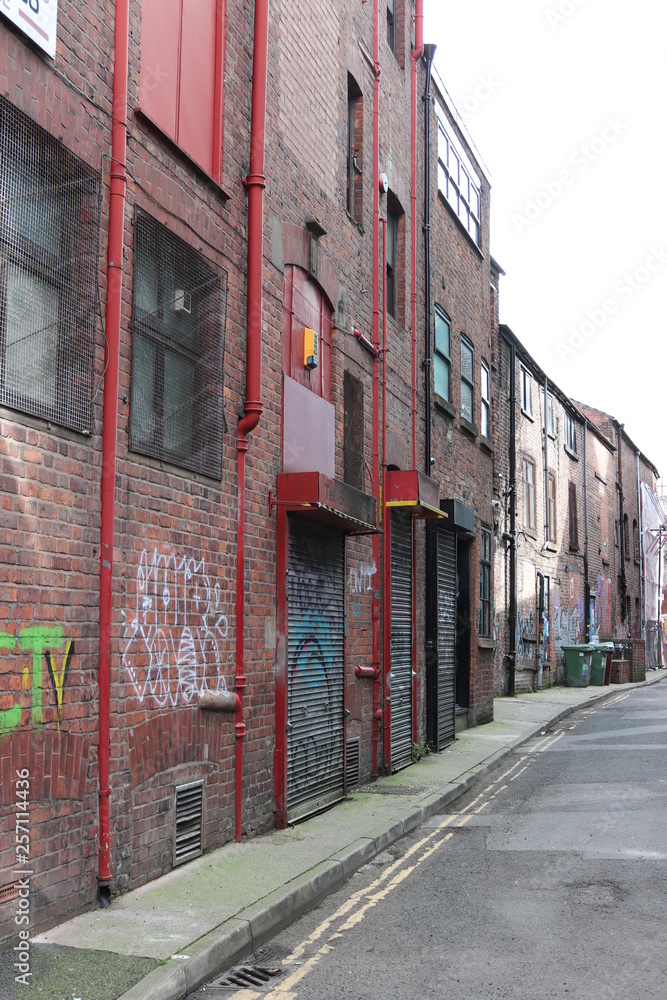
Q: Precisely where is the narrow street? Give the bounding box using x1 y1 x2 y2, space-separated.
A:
189 681 667 1000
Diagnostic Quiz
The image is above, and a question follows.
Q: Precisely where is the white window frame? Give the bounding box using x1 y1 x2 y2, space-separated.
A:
481 360 490 438
435 102 482 248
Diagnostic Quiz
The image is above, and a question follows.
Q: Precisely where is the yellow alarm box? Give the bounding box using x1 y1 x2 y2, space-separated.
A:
303 327 318 369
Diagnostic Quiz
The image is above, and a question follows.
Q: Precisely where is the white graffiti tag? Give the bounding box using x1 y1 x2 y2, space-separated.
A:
121 549 230 708
347 563 375 595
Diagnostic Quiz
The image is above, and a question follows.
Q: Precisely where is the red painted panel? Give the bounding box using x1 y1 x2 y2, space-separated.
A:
282 265 332 401
178 0 217 174
139 0 180 140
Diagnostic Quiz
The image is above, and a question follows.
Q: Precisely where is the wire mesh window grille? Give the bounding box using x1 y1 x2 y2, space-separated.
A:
0 98 100 433
343 370 364 490
130 210 227 478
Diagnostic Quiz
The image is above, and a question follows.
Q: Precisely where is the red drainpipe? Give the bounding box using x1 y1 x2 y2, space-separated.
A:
370 0 381 776
381 214 391 773
97 0 129 905
410 2 424 751
235 0 269 843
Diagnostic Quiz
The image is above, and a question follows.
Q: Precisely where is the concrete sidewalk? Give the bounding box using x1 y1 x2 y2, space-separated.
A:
9 672 665 1000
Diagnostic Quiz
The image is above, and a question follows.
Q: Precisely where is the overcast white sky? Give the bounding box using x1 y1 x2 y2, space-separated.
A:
423 0 666 483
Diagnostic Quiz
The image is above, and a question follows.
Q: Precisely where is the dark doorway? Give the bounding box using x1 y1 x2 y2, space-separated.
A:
456 537 471 710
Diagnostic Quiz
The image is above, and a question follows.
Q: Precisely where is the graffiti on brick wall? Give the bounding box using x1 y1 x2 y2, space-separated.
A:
598 573 613 636
551 584 583 662
347 562 375 595
516 608 536 663
121 548 230 709
0 626 74 736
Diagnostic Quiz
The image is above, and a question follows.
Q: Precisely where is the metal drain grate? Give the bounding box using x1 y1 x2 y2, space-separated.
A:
209 965 283 991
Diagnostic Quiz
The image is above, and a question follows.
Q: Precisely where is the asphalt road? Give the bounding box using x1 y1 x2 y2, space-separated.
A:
189 681 667 1000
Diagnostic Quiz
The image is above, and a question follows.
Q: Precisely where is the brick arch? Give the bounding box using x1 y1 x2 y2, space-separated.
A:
127 708 232 787
280 222 338 312
0 730 90 805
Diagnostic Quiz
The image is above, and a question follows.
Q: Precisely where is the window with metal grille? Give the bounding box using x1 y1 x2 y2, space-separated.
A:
521 368 532 417
0 98 100 433
479 526 491 638
460 336 474 422
548 472 557 544
130 210 227 478
434 306 451 402
633 518 639 561
173 780 204 866
344 370 364 490
623 513 630 560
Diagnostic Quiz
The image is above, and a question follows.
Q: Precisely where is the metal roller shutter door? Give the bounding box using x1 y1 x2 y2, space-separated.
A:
390 509 413 771
437 528 456 748
287 520 345 822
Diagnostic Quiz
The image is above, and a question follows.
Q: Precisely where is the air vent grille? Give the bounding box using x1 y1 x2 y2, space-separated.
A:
174 780 204 866
346 737 360 789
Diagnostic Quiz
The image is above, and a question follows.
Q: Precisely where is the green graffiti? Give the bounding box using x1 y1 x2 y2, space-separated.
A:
0 626 68 735
0 633 20 737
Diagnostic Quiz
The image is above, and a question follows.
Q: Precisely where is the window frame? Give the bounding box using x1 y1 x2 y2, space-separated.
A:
386 203 398 320
522 456 536 532
479 526 492 638
480 360 491 438
434 306 451 403
547 472 557 544
343 370 364 490
633 518 640 562
568 481 579 551
435 102 482 248
564 410 578 454
386 0 395 53
346 74 363 226
541 389 555 435
624 513 630 560
460 335 474 423
520 368 532 417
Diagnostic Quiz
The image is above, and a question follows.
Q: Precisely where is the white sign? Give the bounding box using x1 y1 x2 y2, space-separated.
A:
1 0 58 59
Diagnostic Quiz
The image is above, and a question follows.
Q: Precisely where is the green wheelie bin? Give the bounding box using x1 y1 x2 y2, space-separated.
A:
589 641 615 685
562 644 592 687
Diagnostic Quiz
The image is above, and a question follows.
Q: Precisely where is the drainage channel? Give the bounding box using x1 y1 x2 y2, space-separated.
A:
205 964 283 992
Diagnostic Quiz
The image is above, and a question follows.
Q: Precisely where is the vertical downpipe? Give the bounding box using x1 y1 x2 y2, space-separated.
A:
584 420 590 640
371 0 381 775
97 0 129 907
236 0 269 841
637 450 643 637
508 342 517 696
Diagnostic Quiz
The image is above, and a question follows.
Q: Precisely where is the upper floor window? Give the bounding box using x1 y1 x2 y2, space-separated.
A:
138 0 226 183
435 102 482 247
547 472 557 544
130 211 227 478
386 0 395 52
522 457 536 532
481 361 490 438
346 75 363 226
386 194 405 326
542 389 555 435
564 410 577 454
521 368 532 417
343 370 364 490
479 527 492 638
460 336 474 423
434 307 451 403
569 481 579 551
633 519 640 561
0 98 99 434
624 513 630 560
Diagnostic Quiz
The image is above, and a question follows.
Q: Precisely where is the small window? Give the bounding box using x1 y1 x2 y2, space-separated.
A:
130 211 227 478
624 513 630 560
385 193 404 326
547 473 557 544
480 361 491 438
522 457 536 532
139 0 225 182
386 0 395 53
569 481 579 551
565 411 577 454
615 519 620 548
633 519 639 561
542 390 555 435
479 527 492 638
434 308 451 403
460 336 474 423
0 98 100 433
521 369 532 417
343 371 364 490
346 75 363 225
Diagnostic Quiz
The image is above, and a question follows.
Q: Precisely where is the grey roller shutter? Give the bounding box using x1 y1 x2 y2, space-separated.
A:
287 520 346 822
390 509 413 771
437 528 456 748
